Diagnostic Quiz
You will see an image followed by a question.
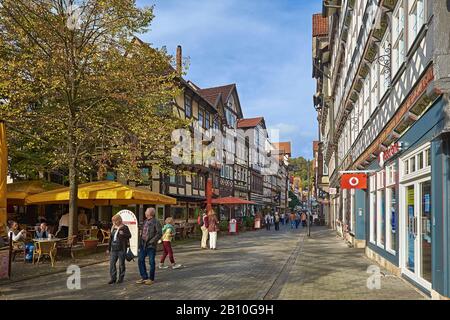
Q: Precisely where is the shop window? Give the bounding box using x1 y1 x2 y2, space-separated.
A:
377 189 386 247
386 187 397 254
171 207 186 221
370 175 377 244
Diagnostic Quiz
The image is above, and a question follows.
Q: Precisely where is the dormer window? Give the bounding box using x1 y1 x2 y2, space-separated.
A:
227 95 235 111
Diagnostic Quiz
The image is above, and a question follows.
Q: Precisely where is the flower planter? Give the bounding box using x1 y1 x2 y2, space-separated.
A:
83 239 99 249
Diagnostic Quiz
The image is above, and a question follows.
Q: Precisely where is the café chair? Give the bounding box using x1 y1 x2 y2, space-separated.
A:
33 241 57 267
100 229 111 243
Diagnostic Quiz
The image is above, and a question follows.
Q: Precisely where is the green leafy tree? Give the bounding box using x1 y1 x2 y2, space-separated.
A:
0 0 186 237
288 190 300 210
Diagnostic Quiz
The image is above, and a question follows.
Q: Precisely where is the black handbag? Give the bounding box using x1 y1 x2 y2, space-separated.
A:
125 239 134 262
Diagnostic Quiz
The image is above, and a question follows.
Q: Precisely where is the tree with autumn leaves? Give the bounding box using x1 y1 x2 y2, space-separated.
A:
0 0 187 237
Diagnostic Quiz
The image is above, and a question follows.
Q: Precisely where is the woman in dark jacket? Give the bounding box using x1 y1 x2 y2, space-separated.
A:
107 214 131 284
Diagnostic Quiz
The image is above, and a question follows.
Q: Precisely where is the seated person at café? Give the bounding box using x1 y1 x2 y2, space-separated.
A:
35 223 50 239
78 209 89 229
7 220 27 242
56 212 69 238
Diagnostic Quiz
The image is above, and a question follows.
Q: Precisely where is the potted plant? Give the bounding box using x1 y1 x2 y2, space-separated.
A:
219 220 229 234
83 236 99 249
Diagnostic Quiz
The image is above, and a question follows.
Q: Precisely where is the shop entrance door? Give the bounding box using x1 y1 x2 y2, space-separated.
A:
401 178 432 290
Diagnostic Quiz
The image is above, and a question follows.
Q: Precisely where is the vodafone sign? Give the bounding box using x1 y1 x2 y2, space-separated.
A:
340 174 367 190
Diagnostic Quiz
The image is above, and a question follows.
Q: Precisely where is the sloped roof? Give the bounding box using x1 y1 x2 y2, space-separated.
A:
237 117 264 129
273 142 292 156
312 14 329 37
198 84 235 107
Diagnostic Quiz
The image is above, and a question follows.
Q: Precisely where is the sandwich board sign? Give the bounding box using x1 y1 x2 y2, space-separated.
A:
118 210 138 257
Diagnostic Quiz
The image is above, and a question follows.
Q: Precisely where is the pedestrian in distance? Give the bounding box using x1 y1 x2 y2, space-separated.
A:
207 210 219 250
274 212 280 231
290 212 296 229
301 211 307 228
159 217 181 269
107 214 131 284
265 214 271 230
199 210 209 249
295 212 300 229
136 208 162 286
280 212 285 225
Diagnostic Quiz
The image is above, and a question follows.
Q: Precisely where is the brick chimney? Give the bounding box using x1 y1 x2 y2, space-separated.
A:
176 45 182 74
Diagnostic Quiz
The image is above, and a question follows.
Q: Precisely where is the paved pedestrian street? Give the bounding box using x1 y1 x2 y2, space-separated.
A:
0 226 426 300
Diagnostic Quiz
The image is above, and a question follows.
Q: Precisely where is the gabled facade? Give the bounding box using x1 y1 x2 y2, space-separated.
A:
314 0 450 299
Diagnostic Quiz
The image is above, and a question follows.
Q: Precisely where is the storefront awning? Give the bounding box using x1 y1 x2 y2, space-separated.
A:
25 180 177 207
7 180 63 206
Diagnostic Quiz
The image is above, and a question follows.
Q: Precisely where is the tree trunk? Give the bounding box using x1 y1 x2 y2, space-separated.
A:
68 158 79 238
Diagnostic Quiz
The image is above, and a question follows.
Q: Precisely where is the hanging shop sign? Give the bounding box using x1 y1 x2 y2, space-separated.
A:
340 174 367 190
379 142 404 167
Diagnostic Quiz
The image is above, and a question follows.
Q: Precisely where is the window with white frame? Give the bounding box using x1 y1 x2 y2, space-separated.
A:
358 97 364 133
363 77 370 125
408 0 425 50
370 174 377 244
392 1 405 76
400 143 431 181
385 163 397 253
370 62 379 115
376 170 386 246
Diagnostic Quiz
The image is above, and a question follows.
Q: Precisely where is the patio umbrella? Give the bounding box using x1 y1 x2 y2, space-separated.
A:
7 180 63 206
209 196 256 220
25 180 177 207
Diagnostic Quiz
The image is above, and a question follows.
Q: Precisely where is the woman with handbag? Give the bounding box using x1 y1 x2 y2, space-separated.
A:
207 210 219 250
107 214 131 284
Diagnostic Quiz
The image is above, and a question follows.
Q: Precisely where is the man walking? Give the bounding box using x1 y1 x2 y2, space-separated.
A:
290 212 296 229
295 212 300 229
274 212 280 231
200 211 209 249
265 214 271 231
136 208 162 286
301 211 307 228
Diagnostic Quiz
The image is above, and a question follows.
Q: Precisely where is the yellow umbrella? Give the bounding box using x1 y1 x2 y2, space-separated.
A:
26 180 177 206
7 180 63 205
0 121 7 227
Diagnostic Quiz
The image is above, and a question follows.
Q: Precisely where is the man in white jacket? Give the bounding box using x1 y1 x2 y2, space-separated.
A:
7 221 26 241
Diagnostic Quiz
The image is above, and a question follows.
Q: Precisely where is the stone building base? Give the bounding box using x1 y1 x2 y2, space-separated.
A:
431 290 450 300
365 246 401 277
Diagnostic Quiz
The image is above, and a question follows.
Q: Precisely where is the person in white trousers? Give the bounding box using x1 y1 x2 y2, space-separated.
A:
200 212 209 249
207 210 219 250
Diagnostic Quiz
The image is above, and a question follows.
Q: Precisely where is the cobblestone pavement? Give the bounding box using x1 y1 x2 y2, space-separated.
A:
277 228 427 300
0 226 426 300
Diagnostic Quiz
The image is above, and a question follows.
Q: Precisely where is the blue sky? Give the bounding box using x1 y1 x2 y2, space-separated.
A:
136 0 322 159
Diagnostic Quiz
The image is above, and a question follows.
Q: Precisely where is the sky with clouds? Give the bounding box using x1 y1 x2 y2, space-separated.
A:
136 0 322 159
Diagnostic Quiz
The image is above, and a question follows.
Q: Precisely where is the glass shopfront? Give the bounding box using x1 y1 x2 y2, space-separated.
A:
400 143 432 289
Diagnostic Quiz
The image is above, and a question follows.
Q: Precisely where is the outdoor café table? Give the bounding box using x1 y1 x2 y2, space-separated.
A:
32 238 61 266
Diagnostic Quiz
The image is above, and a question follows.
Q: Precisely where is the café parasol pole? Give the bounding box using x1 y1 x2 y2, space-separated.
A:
0 121 7 228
